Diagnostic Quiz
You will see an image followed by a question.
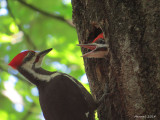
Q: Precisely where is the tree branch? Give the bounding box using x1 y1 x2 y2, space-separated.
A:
6 0 37 50
21 102 37 120
0 60 31 85
16 0 75 28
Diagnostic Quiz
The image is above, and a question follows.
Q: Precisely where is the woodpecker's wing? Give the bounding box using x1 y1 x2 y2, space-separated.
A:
63 74 96 120
38 73 96 120
63 73 97 111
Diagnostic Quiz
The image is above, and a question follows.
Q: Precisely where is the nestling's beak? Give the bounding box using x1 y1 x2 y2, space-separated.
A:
77 43 109 58
77 44 97 50
38 48 52 57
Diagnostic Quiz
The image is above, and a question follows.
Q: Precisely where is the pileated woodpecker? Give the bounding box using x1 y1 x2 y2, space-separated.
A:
8 48 97 120
78 33 109 58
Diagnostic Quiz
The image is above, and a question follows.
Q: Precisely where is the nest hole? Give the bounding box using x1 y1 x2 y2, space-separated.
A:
88 27 103 43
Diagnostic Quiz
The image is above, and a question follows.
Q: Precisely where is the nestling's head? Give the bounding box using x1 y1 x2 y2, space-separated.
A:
8 48 52 70
77 33 109 58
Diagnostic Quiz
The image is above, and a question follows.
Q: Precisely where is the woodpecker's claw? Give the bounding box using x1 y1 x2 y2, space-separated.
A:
77 43 109 58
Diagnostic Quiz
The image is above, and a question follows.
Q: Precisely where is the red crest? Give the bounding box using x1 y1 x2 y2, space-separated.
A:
92 33 104 43
8 51 30 69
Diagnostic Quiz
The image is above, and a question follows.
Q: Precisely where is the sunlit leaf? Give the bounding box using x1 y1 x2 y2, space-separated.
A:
9 22 19 33
0 110 8 120
0 33 12 43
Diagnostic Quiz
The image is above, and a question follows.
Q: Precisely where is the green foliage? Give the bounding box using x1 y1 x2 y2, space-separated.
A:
0 0 89 119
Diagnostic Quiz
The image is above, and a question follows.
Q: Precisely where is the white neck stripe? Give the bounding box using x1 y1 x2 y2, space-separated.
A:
21 62 78 84
22 63 60 82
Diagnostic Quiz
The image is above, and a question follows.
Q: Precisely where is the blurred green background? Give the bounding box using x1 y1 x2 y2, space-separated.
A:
0 0 90 119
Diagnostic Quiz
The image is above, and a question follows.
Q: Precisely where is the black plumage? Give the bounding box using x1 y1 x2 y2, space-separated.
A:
9 49 97 120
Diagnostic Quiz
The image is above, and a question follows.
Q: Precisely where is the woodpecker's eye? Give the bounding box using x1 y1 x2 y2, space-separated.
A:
96 38 105 44
29 51 35 56
23 51 35 63
35 56 40 63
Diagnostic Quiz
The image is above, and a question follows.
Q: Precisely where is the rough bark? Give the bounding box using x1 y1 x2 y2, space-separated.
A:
72 0 160 120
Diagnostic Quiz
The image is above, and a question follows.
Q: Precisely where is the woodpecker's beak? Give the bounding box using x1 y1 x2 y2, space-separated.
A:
38 48 52 57
77 43 109 58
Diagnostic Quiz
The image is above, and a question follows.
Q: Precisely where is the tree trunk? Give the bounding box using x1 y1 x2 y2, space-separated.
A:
72 0 160 120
